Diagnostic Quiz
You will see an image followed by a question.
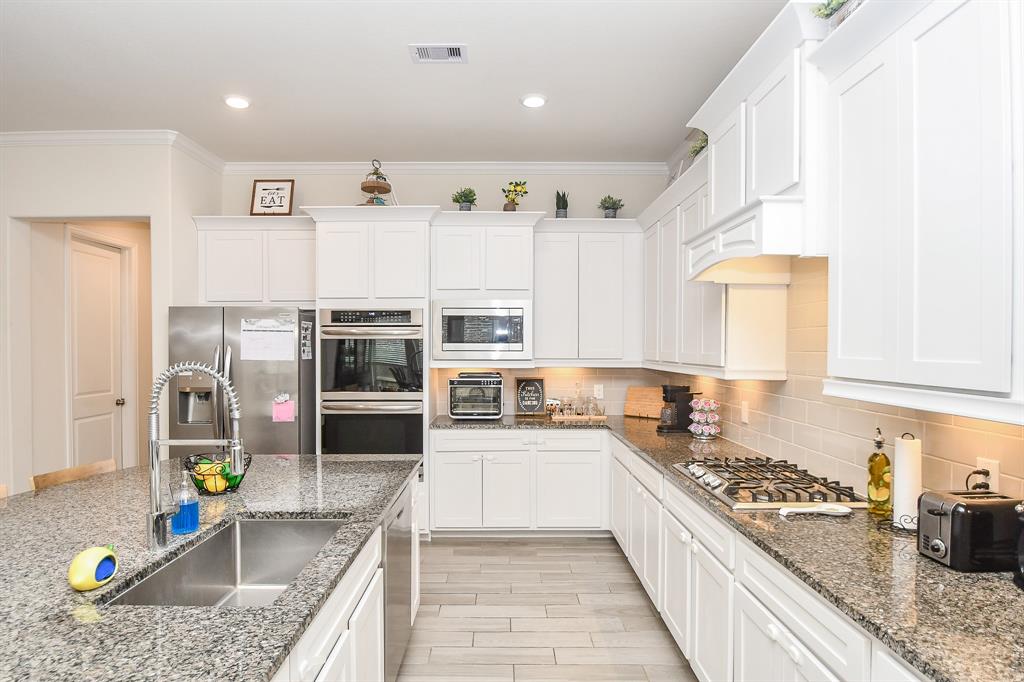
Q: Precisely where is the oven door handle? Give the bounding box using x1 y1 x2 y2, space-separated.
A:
321 327 423 338
320 402 423 414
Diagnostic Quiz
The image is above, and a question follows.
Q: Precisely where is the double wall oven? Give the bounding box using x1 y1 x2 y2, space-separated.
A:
320 309 423 455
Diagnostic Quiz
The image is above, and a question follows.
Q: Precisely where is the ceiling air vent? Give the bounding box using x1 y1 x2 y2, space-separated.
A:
409 44 467 64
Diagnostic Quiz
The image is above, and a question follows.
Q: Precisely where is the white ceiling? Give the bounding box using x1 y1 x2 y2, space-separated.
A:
0 0 785 162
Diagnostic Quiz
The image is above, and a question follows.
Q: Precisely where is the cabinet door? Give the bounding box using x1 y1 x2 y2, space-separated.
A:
708 104 746 225
661 509 692 659
411 481 421 624
318 223 370 298
871 644 925 682
482 452 531 527
734 585 787 682
785 637 839 682
643 226 660 361
680 184 707 243
267 231 315 302
204 230 263 302
348 568 384 682
610 458 630 553
640 487 661 605
691 541 734 682
434 227 481 290
747 50 800 199
895 0 1013 391
700 283 726 367
432 453 482 528
534 233 579 359
484 226 532 290
315 630 352 682
373 222 426 298
579 233 625 359
827 37 900 382
627 475 644 571
536 452 602 528
678 259 703 365
658 209 679 363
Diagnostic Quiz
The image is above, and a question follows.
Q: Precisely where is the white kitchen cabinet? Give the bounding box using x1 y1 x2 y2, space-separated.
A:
202 230 264 302
482 452 532 527
746 51 800 199
536 452 602 528
411 478 421 624
348 568 384 682
609 457 630 552
314 630 352 682
484 226 533 290
432 452 483 528
267 231 316 302
661 508 692 659
578 233 625 358
534 233 579 359
627 474 661 605
317 223 370 299
680 180 707 243
871 642 927 682
707 104 746 226
691 540 734 682
433 226 481 290
658 209 679 364
372 222 427 298
642 225 660 362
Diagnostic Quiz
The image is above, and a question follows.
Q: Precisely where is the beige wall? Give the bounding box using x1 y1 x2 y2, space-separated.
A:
681 257 1024 498
222 171 665 219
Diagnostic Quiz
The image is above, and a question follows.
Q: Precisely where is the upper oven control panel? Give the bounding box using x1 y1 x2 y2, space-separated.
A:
320 309 423 326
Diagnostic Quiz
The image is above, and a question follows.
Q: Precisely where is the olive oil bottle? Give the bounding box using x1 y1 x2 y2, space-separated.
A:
867 428 892 516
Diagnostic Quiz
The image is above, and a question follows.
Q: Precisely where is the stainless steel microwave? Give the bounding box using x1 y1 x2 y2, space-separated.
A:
432 301 532 361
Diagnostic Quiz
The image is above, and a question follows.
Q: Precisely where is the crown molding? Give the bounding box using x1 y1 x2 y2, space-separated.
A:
0 129 225 173
224 160 669 176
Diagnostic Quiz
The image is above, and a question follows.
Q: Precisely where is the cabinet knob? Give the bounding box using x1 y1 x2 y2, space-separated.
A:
636 485 643 494
788 645 802 664
486 455 495 462
691 543 699 555
766 624 779 641
472 455 481 461
680 533 690 544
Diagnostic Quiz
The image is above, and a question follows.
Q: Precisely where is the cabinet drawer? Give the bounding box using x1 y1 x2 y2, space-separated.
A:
535 431 603 452
291 528 382 682
734 539 869 681
610 436 632 465
663 481 734 569
628 451 663 500
432 430 533 452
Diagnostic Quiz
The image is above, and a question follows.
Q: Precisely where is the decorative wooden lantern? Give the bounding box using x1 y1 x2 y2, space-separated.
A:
359 159 393 205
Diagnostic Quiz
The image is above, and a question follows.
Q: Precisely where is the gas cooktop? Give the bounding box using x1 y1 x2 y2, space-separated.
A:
673 456 866 511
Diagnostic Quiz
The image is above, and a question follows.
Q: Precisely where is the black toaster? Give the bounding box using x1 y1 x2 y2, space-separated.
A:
918 490 1022 572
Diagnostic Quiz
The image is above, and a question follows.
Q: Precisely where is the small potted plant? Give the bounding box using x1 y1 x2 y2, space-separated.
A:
555 191 568 218
689 131 708 159
502 180 528 211
598 195 624 218
451 187 477 211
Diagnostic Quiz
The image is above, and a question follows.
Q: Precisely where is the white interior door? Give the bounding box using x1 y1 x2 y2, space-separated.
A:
69 237 124 468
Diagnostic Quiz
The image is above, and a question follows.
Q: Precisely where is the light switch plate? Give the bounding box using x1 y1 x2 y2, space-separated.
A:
593 384 604 400
740 401 750 424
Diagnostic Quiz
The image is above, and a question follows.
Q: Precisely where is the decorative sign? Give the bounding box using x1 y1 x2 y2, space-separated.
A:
516 377 545 416
250 178 295 215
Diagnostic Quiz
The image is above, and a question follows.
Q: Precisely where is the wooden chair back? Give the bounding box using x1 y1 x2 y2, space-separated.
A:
0 483 7 499
31 459 116 492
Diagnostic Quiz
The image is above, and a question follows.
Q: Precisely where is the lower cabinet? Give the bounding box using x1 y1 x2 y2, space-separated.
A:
411 479 421 624
315 630 352 682
536 452 602 528
626 474 661 605
661 508 692 659
609 457 630 550
348 568 385 682
691 540 734 682
482 452 532 527
432 453 484 528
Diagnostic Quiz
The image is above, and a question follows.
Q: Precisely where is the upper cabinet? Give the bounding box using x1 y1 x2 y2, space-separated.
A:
813 0 1023 424
707 105 747 226
194 216 316 304
431 212 544 298
303 206 438 302
534 220 643 366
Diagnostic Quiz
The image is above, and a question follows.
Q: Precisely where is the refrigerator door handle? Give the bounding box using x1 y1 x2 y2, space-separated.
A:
212 345 222 440
221 344 233 448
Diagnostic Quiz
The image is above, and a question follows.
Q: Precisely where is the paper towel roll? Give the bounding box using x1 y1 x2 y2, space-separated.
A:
893 433 922 530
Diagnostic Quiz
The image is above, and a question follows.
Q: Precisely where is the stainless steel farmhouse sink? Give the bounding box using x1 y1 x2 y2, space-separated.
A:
110 518 349 608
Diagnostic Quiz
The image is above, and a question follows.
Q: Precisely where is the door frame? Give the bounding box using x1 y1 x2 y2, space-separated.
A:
65 225 140 469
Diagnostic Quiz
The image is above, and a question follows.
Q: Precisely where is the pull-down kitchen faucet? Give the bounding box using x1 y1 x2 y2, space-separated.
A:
147 362 244 549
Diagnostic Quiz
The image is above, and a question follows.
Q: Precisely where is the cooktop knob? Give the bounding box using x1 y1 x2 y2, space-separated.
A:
929 538 947 558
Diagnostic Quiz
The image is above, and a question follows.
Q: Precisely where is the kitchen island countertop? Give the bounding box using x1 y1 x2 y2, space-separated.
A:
0 454 419 682
431 414 1024 682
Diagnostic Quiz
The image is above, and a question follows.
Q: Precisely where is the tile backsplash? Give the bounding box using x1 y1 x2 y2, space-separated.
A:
681 257 1024 497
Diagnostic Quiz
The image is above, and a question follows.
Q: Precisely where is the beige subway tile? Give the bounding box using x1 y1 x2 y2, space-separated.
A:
791 376 825 401
922 422 985 467
758 434 782 458
789 300 828 328
877 414 925 441
793 423 822 451
835 407 878 438
858 400 901 416
780 397 807 422
952 416 1024 438
787 327 827 352
770 417 794 443
922 455 953 490
998 476 1024 497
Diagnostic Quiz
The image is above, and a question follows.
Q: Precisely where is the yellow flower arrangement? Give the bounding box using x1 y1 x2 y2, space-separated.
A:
502 180 528 205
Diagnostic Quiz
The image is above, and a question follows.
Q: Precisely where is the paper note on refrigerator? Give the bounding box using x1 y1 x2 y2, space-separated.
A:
272 400 296 423
240 317 295 361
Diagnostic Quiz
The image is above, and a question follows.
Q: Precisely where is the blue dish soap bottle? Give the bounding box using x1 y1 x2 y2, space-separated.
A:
171 471 199 535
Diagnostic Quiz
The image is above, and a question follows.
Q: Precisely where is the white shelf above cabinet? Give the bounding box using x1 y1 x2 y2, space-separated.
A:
193 215 314 231
301 205 440 223
536 218 642 233
432 210 545 228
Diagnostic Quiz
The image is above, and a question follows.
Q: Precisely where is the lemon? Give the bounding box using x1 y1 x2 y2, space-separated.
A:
203 473 227 493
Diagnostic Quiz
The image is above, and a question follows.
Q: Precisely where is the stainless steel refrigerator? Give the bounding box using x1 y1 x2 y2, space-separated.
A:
168 307 316 458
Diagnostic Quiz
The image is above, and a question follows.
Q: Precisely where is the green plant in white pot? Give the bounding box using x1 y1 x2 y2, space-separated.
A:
598 195 624 219
451 187 477 211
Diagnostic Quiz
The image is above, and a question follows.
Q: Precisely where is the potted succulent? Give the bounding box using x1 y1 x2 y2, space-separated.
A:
598 195 624 219
689 131 708 159
502 180 528 211
451 187 477 211
555 191 568 218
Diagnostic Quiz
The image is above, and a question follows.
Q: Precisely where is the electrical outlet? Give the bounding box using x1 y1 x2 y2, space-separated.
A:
740 401 750 424
977 457 1000 493
593 384 604 400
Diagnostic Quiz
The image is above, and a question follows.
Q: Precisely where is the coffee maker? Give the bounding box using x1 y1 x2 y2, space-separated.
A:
657 384 698 434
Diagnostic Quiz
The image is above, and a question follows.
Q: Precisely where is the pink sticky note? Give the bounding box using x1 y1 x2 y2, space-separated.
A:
272 400 296 423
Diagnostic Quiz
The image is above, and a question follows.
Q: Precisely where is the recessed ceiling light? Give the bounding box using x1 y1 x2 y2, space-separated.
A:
224 95 251 110
521 94 546 108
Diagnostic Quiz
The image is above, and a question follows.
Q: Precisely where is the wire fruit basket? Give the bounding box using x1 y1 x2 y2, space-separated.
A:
182 453 252 495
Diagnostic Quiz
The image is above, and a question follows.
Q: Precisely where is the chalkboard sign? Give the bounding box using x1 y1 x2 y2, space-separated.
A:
515 377 545 416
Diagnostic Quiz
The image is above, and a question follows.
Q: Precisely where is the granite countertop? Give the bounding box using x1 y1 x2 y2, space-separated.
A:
0 454 420 682
432 415 1024 682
